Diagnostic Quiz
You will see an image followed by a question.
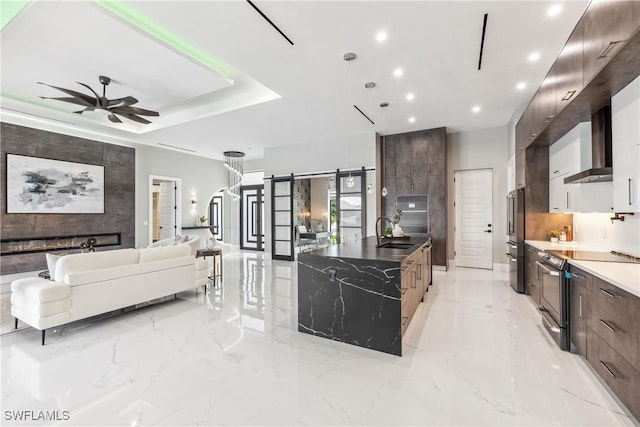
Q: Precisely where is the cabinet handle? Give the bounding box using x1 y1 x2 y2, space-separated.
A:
411 271 416 288
553 170 560 175
571 272 584 279
401 288 408 295
599 361 617 379
529 133 537 139
417 265 422 281
600 319 616 333
566 191 569 210
401 316 408 326
579 294 582 318
561 90 576 101
599 288 619 299
544 115 554 123
597 40 624 59
629 178 632 206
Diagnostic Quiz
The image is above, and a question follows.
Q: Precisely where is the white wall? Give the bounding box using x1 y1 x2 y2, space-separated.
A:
573 213 640 255
135 144 227 247
263 132 377 254
446 126 509 267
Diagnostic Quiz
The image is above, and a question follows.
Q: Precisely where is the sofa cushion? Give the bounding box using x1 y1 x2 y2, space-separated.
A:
11 296 70 317
138 244 191 263
54 248 139 282
139 256 194 273
11 278 70 303
65 263 144 287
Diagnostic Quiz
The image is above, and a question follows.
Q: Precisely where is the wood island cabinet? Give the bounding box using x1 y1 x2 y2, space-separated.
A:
400 242 432 336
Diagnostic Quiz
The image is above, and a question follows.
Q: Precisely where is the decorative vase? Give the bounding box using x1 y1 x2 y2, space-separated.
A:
550 237 559 243
392 224 404 237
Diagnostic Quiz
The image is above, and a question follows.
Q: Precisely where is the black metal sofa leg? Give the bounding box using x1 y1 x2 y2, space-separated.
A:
14 318 18 329
41 329 46 346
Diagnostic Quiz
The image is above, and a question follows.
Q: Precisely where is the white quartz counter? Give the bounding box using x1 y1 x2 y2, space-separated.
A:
525 240 640 298
569 260 640 298
525 240 591 252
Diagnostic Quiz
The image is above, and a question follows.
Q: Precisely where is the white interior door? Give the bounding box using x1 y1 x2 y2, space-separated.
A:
455 169 493 269
158 181 176 240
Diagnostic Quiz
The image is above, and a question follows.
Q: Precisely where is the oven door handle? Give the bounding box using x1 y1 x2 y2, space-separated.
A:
537 306 561 333
536 261 560 277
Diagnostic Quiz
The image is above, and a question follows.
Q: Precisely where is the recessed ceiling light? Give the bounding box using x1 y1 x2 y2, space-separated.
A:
528 52 540 62
472 105 481 113
547 4 562 16
376 31 387 42
393 68 403 77
408 116 416 123
516 82 526 90
406 93 415 101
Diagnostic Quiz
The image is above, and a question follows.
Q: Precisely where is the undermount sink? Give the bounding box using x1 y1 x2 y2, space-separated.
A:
377 242 415 249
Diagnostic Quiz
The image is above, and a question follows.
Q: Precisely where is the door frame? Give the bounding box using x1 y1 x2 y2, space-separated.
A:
453 168 493 269
240 184 264 251
148 175 182 246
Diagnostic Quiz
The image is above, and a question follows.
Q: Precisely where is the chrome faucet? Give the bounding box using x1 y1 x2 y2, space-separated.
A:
375 216 393 247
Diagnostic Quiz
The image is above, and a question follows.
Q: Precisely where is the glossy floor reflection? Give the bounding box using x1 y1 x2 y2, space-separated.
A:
0 252 635 426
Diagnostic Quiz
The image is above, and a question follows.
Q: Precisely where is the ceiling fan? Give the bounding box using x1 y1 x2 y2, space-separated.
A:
38 75 159 124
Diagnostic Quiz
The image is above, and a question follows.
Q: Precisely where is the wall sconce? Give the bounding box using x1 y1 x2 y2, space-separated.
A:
191 200 197 205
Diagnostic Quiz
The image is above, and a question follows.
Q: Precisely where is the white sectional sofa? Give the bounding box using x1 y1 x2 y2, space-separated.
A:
11 244 208 344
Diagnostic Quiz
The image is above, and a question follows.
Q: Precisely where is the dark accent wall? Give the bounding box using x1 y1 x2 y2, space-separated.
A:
381 127 447 266
1 122 135 274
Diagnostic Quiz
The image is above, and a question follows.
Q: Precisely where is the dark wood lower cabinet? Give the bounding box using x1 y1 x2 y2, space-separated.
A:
525 245 542 305
568 265 640 420
587 327 640 420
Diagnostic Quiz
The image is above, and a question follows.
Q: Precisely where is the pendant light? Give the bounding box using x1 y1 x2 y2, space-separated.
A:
380 102 389 197
224 151 245 201
344 52 357 189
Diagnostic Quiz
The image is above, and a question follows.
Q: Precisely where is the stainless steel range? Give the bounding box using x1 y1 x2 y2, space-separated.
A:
536 249 639 351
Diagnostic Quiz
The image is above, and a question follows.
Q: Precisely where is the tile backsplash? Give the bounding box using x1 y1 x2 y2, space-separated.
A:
573 213 640 255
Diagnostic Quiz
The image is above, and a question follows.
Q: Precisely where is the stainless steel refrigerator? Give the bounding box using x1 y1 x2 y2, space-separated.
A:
506 188 525 293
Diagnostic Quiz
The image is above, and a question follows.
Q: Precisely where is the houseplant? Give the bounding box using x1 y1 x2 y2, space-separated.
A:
199 216 208 226
549 230 560 243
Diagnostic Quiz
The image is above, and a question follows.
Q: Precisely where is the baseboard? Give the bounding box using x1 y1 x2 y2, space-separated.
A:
493 263 509 272
447 259 509 272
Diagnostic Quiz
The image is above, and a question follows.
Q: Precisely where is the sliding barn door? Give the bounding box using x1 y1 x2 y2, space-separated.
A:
336 168 366 244
271 175 294 261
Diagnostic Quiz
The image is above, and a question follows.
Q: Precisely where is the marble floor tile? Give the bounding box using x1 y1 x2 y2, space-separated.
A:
0 252 636 426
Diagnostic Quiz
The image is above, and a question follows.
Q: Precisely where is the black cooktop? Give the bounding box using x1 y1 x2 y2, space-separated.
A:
547 250 640 263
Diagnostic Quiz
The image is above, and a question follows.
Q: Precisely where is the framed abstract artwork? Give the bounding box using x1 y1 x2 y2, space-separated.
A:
6 154 104 213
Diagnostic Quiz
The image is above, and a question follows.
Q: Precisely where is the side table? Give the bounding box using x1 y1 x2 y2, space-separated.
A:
195 248 223 286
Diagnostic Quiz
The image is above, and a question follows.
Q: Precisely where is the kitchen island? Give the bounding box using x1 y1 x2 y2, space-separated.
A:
298 236 432 356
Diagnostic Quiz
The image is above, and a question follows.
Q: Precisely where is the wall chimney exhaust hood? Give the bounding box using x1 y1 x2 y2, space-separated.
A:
564 107 613 184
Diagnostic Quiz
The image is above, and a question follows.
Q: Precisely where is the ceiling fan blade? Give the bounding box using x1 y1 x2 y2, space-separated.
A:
37 82 97 106
108 113 122 123
76 82 101 101
40 96 94 108
108 96 138 107
114 112 152 124
73 107 96 114
110 106 159 117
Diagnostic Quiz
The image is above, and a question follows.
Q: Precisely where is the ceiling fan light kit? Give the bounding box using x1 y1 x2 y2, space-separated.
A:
38 75 159 124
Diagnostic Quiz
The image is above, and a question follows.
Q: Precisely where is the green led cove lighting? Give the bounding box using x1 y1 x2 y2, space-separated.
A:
1 0 30 31
95 0 232 78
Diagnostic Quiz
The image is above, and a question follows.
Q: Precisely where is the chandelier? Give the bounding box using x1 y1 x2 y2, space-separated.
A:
223 151 245 201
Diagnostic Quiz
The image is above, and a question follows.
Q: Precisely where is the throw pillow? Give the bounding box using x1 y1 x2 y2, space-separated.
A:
45 252 68 280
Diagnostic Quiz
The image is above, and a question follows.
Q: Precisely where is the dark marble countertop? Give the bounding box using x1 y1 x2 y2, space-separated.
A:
301 236 430 263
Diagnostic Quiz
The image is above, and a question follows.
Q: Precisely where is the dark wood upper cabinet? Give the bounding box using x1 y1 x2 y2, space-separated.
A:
536 73 557 137
583 0 638 85
555 20 585 115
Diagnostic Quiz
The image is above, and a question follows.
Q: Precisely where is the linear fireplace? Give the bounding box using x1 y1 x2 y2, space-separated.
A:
1 233 121 256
